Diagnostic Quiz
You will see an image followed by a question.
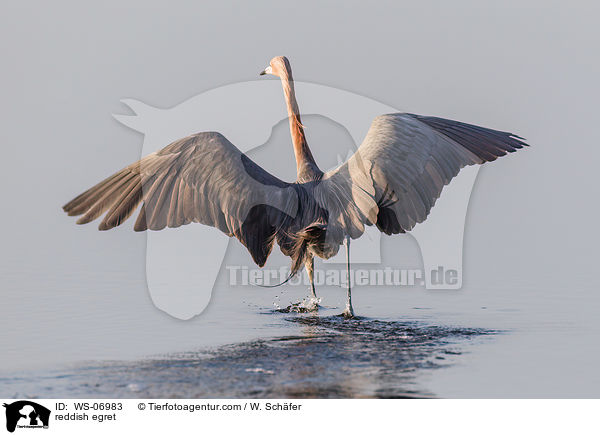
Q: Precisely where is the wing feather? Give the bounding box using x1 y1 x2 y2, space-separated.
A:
64 132 298 267
316 113 528 240
99 176 143 230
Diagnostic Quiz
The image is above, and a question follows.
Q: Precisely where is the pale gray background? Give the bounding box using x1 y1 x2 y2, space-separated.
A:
1 1 599 397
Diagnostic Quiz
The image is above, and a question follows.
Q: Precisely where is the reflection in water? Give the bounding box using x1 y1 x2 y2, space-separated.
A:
1 315 495 398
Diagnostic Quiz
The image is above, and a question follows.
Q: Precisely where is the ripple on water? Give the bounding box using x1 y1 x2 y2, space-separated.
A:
2 315 497 399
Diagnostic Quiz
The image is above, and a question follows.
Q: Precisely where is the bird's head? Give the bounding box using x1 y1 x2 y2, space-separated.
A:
260 56 291 78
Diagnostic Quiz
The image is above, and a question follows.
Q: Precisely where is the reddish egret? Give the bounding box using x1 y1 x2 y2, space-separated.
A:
64 56 528 317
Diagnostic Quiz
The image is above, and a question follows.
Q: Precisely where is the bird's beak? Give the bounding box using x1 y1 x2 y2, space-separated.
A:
259 66 272 76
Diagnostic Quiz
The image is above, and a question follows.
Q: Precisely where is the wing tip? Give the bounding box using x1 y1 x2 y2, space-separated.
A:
75 216 92 225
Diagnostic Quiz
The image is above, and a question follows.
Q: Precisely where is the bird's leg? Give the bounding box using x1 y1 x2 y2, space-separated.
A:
343 236 355 318
305 256 318 299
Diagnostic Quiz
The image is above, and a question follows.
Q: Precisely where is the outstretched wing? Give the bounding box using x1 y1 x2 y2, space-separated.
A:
63 132 298 266
315 113 528 242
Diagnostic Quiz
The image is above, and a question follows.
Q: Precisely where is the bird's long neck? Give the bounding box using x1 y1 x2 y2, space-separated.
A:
280 70 321 181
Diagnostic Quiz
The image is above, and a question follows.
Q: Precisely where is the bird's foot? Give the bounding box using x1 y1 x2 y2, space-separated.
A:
341 303 355 319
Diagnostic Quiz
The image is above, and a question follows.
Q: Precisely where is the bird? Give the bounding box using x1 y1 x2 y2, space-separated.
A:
63 56 528 318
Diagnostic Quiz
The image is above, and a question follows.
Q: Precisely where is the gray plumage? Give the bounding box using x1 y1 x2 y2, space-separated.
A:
317 113 527 241
63 56 528 316
64 132 299 267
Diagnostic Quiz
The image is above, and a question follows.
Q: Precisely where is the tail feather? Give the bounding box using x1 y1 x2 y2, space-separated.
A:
289 221 327 276
254 221 328 289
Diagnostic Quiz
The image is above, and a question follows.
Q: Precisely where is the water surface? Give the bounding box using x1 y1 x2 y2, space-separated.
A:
1 311 493 398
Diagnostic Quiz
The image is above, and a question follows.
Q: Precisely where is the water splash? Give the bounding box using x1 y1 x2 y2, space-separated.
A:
275 295 322 313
